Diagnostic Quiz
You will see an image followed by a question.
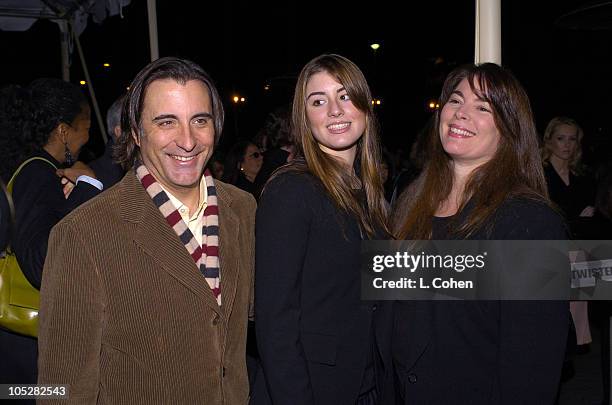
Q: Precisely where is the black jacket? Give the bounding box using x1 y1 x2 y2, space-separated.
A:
0 150 100 386
252 171 380 405
380 198 569 405
12 150 100 289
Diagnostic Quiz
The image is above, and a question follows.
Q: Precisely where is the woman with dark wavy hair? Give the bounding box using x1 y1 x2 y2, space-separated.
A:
253 54 390 405
388 63 569 404
0 79 101 388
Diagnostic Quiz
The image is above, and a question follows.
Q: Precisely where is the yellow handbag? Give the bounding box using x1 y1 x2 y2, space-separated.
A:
0 157 57 338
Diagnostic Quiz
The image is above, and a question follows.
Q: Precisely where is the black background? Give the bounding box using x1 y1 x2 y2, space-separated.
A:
1 0 610 166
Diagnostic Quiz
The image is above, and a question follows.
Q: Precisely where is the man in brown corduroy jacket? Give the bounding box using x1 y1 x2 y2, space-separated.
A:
37 57 255 404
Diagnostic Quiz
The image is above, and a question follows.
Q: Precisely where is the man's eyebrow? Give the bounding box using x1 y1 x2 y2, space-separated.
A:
306 87 346 100
152 114 177 121
152 112 213 121
192 112 213 120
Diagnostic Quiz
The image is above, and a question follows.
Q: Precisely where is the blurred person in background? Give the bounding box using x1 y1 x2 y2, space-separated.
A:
542 116 595 228
208 151 225 180
222 140 263 198
542 116 596 355
89 94 126 188
254 105 295 195
0 79 102 390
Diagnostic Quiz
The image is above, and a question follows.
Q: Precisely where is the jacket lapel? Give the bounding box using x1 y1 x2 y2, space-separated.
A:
215 182 241 320
119 172 223 317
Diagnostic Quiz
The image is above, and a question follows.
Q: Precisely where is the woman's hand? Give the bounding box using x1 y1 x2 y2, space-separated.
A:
579 206 595 217
60 177 75 199
57 162 96 199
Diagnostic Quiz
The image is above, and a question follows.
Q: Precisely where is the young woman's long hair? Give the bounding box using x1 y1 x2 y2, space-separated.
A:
541 116 585 175
395 63 549 239
282 54 390 238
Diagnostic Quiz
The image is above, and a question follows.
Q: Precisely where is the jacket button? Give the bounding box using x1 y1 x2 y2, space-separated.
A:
372 304 378 312
408 373 417 383
212 315 220 326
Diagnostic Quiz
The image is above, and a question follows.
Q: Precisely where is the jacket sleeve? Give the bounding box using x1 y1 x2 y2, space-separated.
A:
37 219 105 404
66 180 102 209
255 174 315 405
497 202 569 404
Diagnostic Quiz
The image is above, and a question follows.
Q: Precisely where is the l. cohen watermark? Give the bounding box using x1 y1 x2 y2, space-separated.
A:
361 240 612 301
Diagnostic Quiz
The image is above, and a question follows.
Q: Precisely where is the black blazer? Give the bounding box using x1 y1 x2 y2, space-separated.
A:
12 150 100 289
0 150 100 387
381 198 570 405
252 171 379 405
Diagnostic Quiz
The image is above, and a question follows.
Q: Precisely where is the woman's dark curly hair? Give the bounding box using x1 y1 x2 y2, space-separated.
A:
0 78 87 182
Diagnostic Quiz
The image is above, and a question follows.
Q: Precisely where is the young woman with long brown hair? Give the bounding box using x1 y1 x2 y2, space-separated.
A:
388 63 569 404
252 54 389 405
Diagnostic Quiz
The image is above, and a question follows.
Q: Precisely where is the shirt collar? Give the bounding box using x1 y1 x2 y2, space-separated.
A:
160 175 208 221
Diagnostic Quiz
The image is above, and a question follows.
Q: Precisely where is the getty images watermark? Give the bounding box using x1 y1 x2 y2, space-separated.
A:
372 250 487 289
361 240 612 301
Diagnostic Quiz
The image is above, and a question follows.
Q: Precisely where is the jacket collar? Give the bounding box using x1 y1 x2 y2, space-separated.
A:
117 171 242 323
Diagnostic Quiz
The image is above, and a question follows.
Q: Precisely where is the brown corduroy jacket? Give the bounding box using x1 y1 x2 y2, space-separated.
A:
37 171 256 404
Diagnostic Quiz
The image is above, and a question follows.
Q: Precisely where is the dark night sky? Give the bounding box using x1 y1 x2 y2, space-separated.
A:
1 0 611 164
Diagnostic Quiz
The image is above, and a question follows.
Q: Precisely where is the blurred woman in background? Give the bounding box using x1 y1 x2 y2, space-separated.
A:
222 140 263 198
0 79 102 388
542 116 595 227
542 117 595 354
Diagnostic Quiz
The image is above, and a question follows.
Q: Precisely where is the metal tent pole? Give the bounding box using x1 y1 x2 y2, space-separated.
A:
73 25 108 144
147 0 159 61
475 0 502 65
58 20 70 81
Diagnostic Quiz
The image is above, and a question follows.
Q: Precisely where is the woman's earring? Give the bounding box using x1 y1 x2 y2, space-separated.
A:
64 141 74 166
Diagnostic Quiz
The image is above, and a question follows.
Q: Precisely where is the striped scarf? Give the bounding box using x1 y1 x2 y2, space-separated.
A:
135 162 221 305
